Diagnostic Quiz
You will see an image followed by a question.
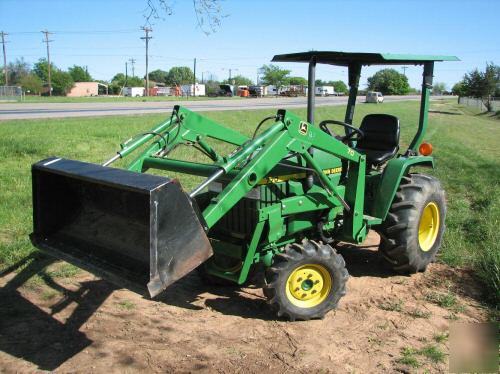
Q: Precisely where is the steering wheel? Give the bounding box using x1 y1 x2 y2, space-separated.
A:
319 120 364 143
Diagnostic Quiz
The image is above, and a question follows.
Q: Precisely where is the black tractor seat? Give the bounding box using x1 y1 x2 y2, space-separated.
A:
355 114 400 166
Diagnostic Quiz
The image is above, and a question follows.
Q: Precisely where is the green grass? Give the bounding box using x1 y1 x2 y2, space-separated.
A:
378 299 404 312
0 99 498 308
116 300 136 310
397 345 446 368
1 95 242 104
406 308 432 319
418 345 446 364
425 291 465 313
397 347 421 368
433 332 448 344
46 263 81 278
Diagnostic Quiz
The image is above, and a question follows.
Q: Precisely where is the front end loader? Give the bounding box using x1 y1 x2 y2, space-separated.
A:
30 51 458 320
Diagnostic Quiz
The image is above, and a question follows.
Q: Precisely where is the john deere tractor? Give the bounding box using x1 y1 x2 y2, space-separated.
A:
30 51 458 320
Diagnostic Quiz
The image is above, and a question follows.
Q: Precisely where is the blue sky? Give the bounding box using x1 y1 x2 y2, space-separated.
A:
1 0 498 89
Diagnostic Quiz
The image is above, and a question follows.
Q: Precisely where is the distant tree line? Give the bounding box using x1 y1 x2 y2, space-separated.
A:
452 63 500 111
0 58 95 95
5 58 461 98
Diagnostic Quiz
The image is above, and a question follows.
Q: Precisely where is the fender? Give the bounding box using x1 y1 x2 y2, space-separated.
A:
371 156 434 221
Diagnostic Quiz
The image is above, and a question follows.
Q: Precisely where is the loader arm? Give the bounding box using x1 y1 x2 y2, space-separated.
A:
126 106 249 172
199 110 368 243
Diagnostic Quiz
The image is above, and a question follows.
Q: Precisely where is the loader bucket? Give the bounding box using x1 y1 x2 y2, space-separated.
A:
30 158 213 297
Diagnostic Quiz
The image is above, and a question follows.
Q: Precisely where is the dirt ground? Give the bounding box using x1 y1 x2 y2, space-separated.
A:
0 232 489 373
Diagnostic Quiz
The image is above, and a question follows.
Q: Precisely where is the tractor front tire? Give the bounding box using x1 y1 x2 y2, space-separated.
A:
379 174 446 273
264 240 348 321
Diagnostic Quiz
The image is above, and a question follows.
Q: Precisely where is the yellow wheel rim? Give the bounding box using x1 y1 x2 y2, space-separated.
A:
418 202 440 252
286 264 332 308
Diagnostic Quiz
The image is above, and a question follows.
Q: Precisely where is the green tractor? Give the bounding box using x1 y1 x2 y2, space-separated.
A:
30 51 458 320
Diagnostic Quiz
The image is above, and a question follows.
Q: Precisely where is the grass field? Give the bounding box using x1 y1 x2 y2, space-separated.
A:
0 99 498 308
0 95 242 104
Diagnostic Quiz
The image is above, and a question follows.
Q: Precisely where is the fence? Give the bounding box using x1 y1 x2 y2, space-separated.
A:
0 86 23 101
458 96 500 112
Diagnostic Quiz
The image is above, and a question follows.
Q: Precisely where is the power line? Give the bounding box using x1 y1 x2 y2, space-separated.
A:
41 30 53 96
141 27 152 96
1 31 8 85
6 29 139 35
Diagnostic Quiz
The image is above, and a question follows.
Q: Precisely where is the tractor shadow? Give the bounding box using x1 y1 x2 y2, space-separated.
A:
159 237 396 320
337 241 395 278
0 254 115 371
158 270 277 321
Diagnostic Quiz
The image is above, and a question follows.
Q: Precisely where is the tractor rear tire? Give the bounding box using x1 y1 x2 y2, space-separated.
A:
263 240 348 321
379 173 446 273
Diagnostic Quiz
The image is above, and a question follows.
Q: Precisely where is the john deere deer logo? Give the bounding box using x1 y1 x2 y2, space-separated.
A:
299 122 309 135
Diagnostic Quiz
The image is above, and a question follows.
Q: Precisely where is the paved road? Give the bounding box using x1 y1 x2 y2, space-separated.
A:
0 95 426 120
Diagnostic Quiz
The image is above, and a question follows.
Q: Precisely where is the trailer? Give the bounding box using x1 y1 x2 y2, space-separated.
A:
181 84 206 97
315 86 336 96
123 87 145 97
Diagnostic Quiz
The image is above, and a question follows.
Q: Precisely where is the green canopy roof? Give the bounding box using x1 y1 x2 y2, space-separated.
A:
271 51 459 66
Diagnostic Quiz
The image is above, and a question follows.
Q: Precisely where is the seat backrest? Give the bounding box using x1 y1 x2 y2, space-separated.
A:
356 114 400 152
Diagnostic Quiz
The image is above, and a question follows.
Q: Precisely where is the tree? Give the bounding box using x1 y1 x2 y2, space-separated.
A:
461 63 500 111
433 82 447 95
109 73 144 94
222 74 253 86
50 70 74 95
148 69 168 84
452 81 466 96
330 80 348 94
367 68 410 95
6 58 30 85
68 65 92 82
287 76 307 86
144 0 225 35
20 74 43 94
166 66 195 85
33 59 54 82
259 64 290 91
33 58 75 95
205 79 220 96
33 59 74 95
313 79 347 93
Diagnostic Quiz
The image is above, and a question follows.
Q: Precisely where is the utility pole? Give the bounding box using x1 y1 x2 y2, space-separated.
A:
141 27 152 96
402 66 408 76
129 58 136 77
193 58 197 96
1 31 8 86
125 61 128 85
41 30 53 96
223 68 238 82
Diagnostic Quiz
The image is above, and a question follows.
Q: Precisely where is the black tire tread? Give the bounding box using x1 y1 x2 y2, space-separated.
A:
263 240 349 321
379 173 446 273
